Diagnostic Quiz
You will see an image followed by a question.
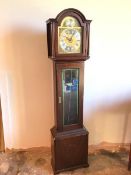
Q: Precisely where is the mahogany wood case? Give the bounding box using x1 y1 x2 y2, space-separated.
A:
46 8 91 174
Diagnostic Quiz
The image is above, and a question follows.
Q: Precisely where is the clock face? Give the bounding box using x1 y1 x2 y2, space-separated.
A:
58 16 82 54
59 28 81 53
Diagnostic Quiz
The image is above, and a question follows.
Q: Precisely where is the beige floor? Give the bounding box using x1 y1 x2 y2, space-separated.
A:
0 143 131 175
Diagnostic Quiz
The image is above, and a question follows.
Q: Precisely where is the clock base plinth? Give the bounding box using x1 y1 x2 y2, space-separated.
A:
51 127 89 174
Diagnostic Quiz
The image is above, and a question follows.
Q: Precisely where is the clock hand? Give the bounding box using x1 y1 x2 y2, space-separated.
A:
69 30 76 40
65 36 70 40
65 36 72 42
66 32 75 42
65 30 76 42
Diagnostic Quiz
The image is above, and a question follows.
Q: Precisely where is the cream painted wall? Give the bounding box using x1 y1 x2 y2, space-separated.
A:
0 0 131 149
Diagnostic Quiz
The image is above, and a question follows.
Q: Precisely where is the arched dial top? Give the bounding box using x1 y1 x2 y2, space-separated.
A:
58 16 82 54
60 16 80 27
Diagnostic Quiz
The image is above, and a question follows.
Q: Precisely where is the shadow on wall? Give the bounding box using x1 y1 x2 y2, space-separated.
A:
84 98 131 145
3 28 54 147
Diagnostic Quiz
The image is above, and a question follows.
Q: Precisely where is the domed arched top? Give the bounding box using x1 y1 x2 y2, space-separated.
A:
56 8 88 24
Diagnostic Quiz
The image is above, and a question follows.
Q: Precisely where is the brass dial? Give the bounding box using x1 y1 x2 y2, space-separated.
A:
59 28 81 53
58 16 82 54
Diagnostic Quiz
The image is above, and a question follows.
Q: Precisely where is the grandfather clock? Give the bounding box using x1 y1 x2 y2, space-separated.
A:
46 8 91 174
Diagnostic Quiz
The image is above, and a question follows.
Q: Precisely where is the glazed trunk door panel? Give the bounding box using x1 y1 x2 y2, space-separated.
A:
56 62 84 131
62 68 79 125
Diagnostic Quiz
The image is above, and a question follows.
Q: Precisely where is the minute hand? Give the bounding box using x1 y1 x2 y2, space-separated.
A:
67 31 76 42
70 31 76 40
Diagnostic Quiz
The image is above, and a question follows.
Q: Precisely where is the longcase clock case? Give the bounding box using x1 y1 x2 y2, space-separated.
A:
46 8 91 174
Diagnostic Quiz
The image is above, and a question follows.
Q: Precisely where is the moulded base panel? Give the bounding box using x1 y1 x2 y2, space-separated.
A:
51 127 89 174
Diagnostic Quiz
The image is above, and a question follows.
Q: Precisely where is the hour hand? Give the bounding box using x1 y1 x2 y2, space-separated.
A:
66 36 72 42
65 36 69 40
